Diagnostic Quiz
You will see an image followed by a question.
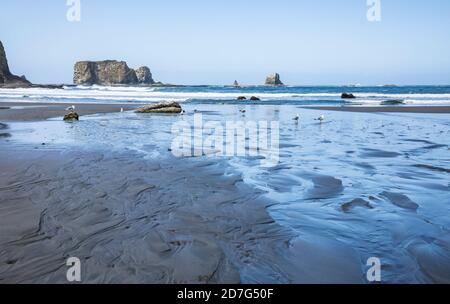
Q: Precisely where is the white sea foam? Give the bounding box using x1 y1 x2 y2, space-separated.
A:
0 86 450 105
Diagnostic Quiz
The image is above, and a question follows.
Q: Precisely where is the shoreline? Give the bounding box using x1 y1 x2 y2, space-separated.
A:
303 105 450 114
1 102 450 122
0 102 140 121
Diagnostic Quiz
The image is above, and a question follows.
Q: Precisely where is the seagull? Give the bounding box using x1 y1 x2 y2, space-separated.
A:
120 108 124 113
240 109 246 113
293 114 300 121
315 115 325 122
66 105 76 112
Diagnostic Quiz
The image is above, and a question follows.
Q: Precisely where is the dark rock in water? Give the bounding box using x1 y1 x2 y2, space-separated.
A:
0 41 31 87
63 112 79 121
233 80 240 87
135 101 182 114
341 198 373 212
381 99 405 105
380 191 419 211
135 66 155 84
0 122 7 129
341 93 356 99
0 107 10 110
250 96 261 101
0 133 11 138
237 96 247 100
265 73 284 86
74 61 155 85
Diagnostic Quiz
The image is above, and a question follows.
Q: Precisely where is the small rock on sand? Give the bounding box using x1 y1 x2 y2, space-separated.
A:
135 101 183 114
341 198 373 212
63 112 79 121
381 191 419 211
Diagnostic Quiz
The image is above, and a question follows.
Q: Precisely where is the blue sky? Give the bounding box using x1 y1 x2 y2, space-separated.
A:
1 0 450 85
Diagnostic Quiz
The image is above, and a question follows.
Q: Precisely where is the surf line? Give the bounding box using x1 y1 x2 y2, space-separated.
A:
177 288 211 302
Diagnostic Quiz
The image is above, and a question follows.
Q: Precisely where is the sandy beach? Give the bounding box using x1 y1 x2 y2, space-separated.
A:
1 101 449 284
0 103 372 284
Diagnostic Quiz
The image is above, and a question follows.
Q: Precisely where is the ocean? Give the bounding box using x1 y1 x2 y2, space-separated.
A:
1 85 450 105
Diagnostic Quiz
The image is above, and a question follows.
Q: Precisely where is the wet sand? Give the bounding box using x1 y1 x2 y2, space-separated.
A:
0 102 139 121
304 105 450 113
0 145 368 283
1 102 449 283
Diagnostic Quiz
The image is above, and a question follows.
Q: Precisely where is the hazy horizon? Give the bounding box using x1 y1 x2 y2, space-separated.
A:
1 0 450 85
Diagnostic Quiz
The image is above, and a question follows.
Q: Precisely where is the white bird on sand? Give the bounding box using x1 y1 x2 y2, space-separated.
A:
120 108 124 112
315 115 325 122
66 105 76 112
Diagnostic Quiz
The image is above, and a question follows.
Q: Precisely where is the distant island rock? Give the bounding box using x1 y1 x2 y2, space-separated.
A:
0 41 31 87
265 73 284 86
73 60 155 85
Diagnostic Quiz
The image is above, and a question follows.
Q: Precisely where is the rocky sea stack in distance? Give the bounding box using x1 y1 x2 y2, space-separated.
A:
0 41 31 88
265 73 284 86
74 60 155 85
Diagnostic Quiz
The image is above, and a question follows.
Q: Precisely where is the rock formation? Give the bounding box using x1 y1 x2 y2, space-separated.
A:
73 60 155 85
265 73 284 86
63 112 79 121
135 101 183 114
341 93 356 99
0 41 31 87
135 66 154 84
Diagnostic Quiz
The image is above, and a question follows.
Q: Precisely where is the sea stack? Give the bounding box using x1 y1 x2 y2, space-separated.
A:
265 73 284 86
135 66 155 84
0 41 31 87
73 60 155 85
